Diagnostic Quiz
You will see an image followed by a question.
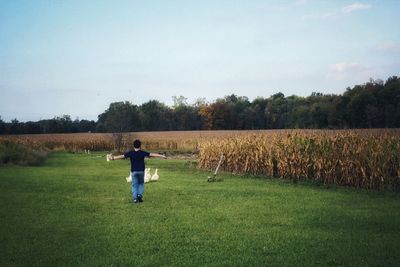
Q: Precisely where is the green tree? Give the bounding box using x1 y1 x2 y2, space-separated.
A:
10 119 22 134
250 97 269 129
0 116 6 134
97 102 140 132
139 100 172 131
266 93 287 128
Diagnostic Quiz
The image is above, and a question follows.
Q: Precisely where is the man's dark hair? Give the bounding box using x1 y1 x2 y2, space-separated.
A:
133 139 141 149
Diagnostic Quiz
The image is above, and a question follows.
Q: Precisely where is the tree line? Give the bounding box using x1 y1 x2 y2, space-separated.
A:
1 76 399 134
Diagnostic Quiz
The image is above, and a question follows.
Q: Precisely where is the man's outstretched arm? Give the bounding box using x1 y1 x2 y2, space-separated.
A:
109 154 125 160
149 153 167 159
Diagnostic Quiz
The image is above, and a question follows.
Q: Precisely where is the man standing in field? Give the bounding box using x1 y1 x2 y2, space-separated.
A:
109 139 166 203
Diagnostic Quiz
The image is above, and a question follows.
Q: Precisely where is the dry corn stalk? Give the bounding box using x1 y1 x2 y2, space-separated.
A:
198 130 400 191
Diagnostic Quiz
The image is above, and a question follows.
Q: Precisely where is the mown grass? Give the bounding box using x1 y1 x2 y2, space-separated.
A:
1 152 400 266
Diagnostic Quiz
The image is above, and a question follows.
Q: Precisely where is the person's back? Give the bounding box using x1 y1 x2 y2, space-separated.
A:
124 149 150 173
108 139 166 203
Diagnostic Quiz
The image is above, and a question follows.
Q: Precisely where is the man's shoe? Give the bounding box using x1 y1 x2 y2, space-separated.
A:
133 199 138 203
137 195 143 202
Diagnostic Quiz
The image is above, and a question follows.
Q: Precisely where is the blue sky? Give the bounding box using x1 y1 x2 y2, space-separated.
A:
1 0 399 121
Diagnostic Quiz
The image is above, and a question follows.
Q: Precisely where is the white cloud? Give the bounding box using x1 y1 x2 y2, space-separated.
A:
328 62 383 81
330 62 364 73
302 2 371 20
301 12 336 20
376 42 400 53
295 0 308 6
342 2 371 13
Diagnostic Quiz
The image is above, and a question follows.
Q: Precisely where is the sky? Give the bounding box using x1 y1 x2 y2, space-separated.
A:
0 0 399 122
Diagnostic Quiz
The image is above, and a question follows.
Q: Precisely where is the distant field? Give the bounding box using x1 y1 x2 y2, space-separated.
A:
1 152 400 266
1 129 399 191
0 130 297 152
1 129 400 152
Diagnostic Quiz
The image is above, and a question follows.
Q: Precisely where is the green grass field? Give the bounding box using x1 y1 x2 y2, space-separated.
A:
1 152 400 266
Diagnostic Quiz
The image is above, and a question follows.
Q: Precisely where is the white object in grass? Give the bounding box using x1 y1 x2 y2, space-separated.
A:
126 174 132 183
144 168 151 183
151 169 159 181
106 153 112 162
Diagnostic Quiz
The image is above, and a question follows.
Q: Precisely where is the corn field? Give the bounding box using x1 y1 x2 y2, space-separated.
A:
2 129 400 190
198 130 400 191
0 132 201 152
0 130 298 152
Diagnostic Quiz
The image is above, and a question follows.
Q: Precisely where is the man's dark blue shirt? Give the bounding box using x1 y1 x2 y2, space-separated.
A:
124 150 150 172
